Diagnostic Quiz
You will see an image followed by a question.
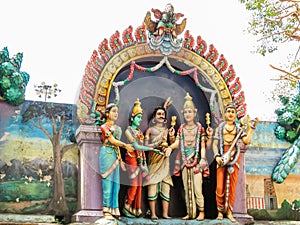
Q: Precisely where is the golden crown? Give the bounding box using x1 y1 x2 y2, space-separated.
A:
132 98 143 117
183 92 195 109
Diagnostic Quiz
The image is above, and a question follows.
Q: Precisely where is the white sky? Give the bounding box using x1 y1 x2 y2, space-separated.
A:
0 0 289 121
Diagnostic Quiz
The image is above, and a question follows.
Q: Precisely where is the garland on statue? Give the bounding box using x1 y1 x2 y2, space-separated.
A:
179 122 202 168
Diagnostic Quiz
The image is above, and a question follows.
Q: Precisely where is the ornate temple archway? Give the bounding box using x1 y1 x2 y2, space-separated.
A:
73 4 250 223
76 28 246 126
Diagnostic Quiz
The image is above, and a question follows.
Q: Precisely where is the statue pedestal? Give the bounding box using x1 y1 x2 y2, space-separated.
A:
233 143 254 224
72 125 103 223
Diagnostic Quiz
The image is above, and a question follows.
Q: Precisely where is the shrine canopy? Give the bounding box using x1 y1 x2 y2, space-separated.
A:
75 3 246 128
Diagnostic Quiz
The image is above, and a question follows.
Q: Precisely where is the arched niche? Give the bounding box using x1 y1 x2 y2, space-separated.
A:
76 28 246 125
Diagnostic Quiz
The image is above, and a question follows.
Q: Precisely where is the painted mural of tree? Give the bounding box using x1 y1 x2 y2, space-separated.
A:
240 0 300 183
21 101 77 217
0 47 30 106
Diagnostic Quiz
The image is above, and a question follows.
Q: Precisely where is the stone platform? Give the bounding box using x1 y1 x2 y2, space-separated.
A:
0 214 240 225
0 214 300 225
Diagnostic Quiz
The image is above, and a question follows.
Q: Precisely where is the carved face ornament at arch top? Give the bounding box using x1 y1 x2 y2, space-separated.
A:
76 3 246 125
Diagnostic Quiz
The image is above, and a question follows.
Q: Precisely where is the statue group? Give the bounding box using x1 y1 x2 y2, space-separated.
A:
97 92 258 223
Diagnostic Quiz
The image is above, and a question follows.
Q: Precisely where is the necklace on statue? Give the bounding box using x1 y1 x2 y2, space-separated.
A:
225 124 235 133
128 126 146 166
179 122 201 168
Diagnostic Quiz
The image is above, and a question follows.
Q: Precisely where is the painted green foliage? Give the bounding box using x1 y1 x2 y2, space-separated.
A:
272 90 300 183
275 93 300 143
248 200 300 220
0 47 30 106
276 200 300 220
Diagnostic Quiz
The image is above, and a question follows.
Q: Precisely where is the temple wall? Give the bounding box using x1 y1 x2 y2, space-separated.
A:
1 101 299 220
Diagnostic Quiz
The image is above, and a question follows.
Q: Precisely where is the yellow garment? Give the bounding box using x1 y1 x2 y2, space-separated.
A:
181 166 204 219
143 152 173 187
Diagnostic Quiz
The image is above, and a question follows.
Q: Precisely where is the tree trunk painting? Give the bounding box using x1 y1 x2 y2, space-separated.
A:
21 102 77 219
46 140 69 216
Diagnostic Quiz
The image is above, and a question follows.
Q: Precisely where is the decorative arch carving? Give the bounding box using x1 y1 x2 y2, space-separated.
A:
76 17 246 125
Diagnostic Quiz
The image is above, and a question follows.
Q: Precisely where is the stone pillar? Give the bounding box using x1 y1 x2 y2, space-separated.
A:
72 125 103 222
233 143 254 224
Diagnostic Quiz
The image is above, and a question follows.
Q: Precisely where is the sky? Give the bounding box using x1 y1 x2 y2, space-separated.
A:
0 0 290 121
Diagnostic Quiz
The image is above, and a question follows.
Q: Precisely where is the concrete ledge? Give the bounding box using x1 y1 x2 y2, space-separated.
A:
1 214 298 225
0 213 55 224
71 210 103 223
84 217 241 225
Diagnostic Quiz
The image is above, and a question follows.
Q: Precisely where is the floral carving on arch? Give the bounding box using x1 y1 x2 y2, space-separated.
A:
76 19 246 125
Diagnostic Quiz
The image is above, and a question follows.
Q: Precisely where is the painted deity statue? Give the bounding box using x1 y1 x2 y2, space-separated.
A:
143 98 176 220
154 3 178 37
123 98 160 218
165 93 213 220
99 103 134 220
143 3 187 55
212 102 258 222
144 3 186 40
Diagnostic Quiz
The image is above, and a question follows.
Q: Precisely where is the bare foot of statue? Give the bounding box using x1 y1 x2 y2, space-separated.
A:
182 215 189 220
151 215 158 220
227 213 236 222
114 215 122 221
162 214 171 219
103 212 114 220
196 211 205 221
216 211 223 220
122 204 135 218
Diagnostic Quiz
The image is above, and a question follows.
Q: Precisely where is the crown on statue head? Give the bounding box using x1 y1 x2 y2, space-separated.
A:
183 92 195 110
132 98 143 117
225 101 236 111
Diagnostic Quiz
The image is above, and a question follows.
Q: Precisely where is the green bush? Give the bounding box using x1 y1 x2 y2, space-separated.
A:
248 209 272 220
